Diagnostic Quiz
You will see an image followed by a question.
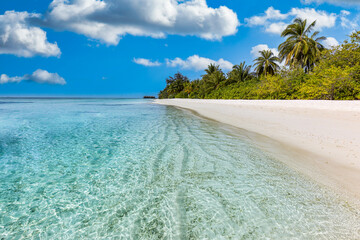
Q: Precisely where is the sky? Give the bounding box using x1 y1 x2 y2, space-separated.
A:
0 0 359 97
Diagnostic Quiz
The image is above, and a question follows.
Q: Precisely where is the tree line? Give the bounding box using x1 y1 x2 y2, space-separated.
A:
159 18 360 100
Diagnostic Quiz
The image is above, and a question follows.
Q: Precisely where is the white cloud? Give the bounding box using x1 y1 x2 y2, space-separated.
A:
166 55 233 71
323 37 339 48
265 22 288 34
0 75 23 84
0 69 66 85
301 0 360 6
245 7 288 26
44 0 240 45
246 7 337 34
0 11 61 57
250 44 279 58
289 8 336 30
133 58 161 67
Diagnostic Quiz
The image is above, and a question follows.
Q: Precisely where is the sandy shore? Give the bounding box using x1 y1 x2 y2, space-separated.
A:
155 99 360 199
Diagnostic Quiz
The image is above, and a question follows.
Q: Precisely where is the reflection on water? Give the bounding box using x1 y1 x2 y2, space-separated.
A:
0 99 359 239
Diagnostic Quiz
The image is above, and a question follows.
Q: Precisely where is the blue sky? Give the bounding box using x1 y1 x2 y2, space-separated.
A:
0 0 359 97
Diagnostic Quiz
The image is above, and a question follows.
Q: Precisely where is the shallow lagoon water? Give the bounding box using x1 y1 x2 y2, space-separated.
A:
0 99 359 239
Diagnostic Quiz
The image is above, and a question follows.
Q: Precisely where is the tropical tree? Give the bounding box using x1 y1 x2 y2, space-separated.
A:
253 50 280 76
183 80 201 97
278 18 326 72
201 64 226 93
204 63 219 76
226 62 252 85
158 72 189 98
167 73 189 95
297 30 360 100
204 70 226 93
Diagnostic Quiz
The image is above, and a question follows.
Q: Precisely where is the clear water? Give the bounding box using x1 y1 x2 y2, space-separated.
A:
0 99 359 239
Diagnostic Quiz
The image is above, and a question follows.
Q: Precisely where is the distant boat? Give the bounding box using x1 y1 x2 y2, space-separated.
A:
143 96 156 99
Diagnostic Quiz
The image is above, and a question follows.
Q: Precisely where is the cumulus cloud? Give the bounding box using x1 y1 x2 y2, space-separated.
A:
0 69 66 85
44 0 240 45
133 58 161 67
246 7 288 26
166 55 233 71
323 37 339 48
301 0 360 6
265 22 288 34
250 44 279 58
246 7 337 34
289 8 336 29
0 11 61 57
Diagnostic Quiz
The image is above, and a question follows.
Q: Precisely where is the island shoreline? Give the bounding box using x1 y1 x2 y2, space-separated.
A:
155 99 360 203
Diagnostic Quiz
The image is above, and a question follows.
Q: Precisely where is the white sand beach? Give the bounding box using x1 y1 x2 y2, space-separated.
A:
155 99 360 199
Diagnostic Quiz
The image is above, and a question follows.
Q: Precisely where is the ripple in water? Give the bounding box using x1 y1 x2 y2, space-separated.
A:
0 99 359 239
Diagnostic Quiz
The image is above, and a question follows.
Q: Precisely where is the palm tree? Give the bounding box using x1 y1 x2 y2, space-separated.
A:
204 64 219 75
201 64 226 93
165 72 189 96
278 18 325 72
226 62 252 85
204 70 226 92
253 50 280 76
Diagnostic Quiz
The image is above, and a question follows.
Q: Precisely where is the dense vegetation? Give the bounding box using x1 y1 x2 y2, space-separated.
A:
159 19 360 100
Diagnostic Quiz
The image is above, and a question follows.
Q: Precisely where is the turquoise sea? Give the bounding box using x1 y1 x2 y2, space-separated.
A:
0 98 359 239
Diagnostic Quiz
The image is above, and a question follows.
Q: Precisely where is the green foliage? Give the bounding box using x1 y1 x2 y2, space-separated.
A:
253 67 304 99
175 91 189 98
158 30 360 100
257 76 291 99
298 66 360 100
206 79 259 99
201 64 227 93
158 72 189 99
317 31 360 71
296 31 360 100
